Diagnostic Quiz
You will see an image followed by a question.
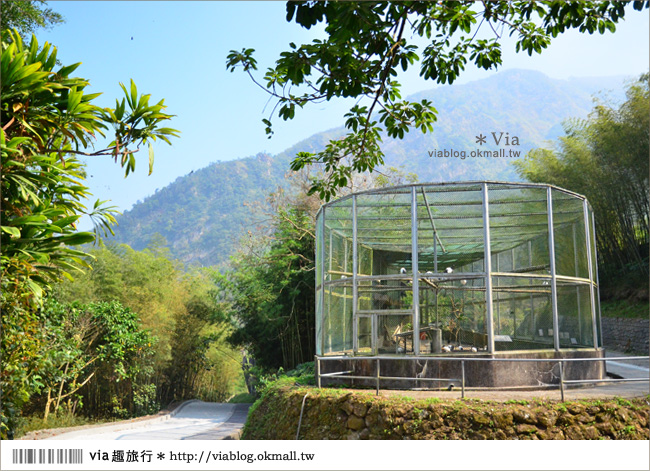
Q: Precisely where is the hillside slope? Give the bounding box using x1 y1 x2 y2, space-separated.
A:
110 70 627 266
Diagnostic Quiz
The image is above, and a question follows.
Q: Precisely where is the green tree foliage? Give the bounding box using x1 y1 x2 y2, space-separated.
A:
0 30 178 438
163 279 237 402
55 243 184 372
220 169 419 372
1 29 178 305
514 74 649 298
222 204 315 371
54 242 243 405
34 300 156 420
0 285 43 437
227 1 648 200
0 1 64 40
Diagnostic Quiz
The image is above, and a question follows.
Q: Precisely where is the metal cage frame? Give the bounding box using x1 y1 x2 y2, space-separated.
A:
315 181 602 358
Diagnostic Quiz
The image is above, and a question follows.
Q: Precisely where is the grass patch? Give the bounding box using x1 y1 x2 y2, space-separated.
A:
614 397 633 407
423 397 442 406
228 393 256 404
15 412 108 439
600 299 649 319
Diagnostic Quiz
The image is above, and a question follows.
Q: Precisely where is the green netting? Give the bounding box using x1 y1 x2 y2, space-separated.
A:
316 286 323 355
357 280 413 312
356 192 413 256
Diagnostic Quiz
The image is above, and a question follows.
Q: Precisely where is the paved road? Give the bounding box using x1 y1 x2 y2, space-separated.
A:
39 353 649 439
45 402 251 440
604 350 649 378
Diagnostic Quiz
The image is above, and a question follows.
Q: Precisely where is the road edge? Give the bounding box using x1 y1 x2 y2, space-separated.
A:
19 399 201 440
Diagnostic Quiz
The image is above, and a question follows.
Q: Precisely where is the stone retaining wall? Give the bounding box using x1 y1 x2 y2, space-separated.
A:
242 386 649 440
602 317 649 354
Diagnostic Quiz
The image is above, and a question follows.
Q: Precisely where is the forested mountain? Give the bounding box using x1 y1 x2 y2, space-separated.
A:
380 69 626 182
110 70 627 266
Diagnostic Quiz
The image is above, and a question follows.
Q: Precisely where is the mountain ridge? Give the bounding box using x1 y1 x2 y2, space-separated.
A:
109 70 630 266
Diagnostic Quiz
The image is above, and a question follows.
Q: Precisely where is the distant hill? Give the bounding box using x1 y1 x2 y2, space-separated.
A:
379 69 627 182
109 70 628 266
109 132 336 267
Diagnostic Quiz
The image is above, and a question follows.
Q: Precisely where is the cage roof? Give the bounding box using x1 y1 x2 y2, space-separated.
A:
319 181 589 268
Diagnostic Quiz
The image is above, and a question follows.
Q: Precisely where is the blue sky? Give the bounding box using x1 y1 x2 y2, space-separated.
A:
33 1 649 228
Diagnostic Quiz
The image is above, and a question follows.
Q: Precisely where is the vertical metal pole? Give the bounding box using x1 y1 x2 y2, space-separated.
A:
317 357 321 389
511 248 517 335
322 211 328 353
529 240 535 337
411 187 420 355
558 360 565 401
573 223 582 343
352 196 359 353
547 187 561 351
343 238 349 351
433 227 438 336
591 212 603 348
584 200 599 349
375 358 380 396
371 314 378 356
461 360 466 399
482 183 495 353
433 228 438 273
495 253 501 335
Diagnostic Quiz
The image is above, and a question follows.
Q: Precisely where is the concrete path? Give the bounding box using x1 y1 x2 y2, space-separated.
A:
604 350 650 379
184 404 251 440
45 401 251 440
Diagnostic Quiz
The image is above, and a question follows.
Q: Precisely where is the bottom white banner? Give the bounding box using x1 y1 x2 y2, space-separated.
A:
1 439 648 471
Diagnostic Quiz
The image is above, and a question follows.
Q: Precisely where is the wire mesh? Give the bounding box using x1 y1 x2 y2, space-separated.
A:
492 276 554 351
378 314 413 354
557 281 595 348
488 185 550 273
317 182 599 357
357 280 413 311
322 282 353 355
419 276 487 350
417 184 485 271
552 189 589 279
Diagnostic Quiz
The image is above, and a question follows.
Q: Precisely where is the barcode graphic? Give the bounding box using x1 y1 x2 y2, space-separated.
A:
12 449 83 465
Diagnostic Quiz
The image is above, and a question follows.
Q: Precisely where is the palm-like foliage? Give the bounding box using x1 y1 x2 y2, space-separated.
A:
1 29 179 301
0 29 178 438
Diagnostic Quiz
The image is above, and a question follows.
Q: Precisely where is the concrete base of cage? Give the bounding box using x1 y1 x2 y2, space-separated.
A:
317 349 606 389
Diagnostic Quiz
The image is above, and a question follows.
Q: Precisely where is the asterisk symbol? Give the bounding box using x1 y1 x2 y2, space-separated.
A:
475 134 486 145
157 453 165 460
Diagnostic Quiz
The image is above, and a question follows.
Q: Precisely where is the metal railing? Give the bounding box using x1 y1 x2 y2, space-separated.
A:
315 355 649 401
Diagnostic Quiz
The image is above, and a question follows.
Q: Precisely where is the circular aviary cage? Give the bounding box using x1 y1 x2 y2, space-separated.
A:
315 182 604 388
